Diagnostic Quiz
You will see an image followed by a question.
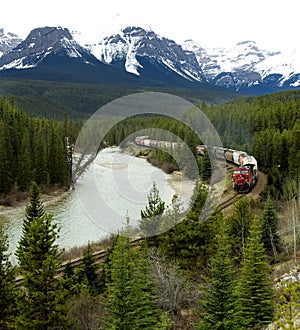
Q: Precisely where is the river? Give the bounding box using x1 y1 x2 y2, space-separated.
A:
0 147 195 264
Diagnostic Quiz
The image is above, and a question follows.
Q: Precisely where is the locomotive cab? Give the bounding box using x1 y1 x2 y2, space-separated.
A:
232 165 256 193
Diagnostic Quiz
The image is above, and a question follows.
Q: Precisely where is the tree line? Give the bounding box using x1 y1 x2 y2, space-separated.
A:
0 98 80 199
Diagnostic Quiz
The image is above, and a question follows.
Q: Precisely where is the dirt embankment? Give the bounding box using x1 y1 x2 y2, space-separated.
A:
247 171 268 200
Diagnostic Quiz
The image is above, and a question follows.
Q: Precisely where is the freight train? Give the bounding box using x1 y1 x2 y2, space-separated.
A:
197 146 258 193
134 137 258 193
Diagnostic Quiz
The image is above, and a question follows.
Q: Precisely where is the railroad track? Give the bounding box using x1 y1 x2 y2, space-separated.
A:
218 193 239 210
14 191 244 287
14 195 241 286
15 237 143 286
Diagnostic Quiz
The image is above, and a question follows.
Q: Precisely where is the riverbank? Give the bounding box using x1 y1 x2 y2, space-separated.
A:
0 186 72 217
122 142 179 173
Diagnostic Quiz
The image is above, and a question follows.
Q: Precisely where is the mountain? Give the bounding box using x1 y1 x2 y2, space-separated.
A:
0 26 102 70
0 26 214 89
183 40 300 94
0 28 23 57
88 26 205 83
0 25 299 95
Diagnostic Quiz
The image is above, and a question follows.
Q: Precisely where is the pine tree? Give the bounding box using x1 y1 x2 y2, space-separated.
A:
200 150 212 182
17 129 32 191
48 124 68 185
104 234 167 329
25 181 45 220
32 123 49 185
261 196 282 259
140 182 165 238
15 184 67 329
159 194 183 233
76 243 100 295
0 224 17 329
0 120 14 194
228 197 254 260
18 182 45 254
194 215 238 330
275 281 300 329
235 217 274 329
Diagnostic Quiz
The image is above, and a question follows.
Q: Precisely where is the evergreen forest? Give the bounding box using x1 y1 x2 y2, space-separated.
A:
1 83 300 329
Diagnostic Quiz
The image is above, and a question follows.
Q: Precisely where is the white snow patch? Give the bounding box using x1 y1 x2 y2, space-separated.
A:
0 57 36 70
291 79 300 87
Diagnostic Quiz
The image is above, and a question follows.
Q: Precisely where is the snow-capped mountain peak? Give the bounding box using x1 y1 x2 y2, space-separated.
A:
183 39 300 92
0 28 22 57
0 26 95 70
0 25 300 94
89 26 205 81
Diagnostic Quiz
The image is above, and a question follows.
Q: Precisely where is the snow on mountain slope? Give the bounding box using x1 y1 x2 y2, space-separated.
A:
89 26 205 81
183 39 300 91
1 24 300 94
0 28 22 57
254 48 300 86
183 40 276 78
0 27 96 70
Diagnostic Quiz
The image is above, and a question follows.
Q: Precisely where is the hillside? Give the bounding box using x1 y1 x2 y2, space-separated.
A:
0 78 237 119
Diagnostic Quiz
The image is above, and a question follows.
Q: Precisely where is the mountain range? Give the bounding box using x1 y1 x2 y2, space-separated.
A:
0 25 299 95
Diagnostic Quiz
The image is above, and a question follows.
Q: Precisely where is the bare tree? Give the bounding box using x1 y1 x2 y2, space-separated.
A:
66 288 105 330
149 251 196 315
283 179 300 263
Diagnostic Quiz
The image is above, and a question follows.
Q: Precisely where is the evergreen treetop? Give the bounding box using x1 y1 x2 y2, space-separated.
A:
235 217 275 329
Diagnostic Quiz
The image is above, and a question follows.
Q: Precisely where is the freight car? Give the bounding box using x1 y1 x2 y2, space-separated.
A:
135 136 183 151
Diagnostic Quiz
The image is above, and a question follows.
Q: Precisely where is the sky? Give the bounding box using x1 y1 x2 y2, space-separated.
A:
1 0 299 51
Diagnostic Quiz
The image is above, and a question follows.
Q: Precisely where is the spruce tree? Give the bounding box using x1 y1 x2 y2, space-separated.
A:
159 194 183 232
228 197 254 260
200 150 212 182
235 217 274 329
275 281 300 329
0 120 14 194
0 224 17 329
76 243 100 295
15 183 67 329
25 181 45 220
32 124 49 185
261 196 282 259
194 214 238 330
18 182 45 254
140 182 165 238
104 234 167 329
17 129 32 191
48 125 68 185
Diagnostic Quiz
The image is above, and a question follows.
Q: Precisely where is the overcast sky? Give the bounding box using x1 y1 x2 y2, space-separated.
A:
1 0 298 50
